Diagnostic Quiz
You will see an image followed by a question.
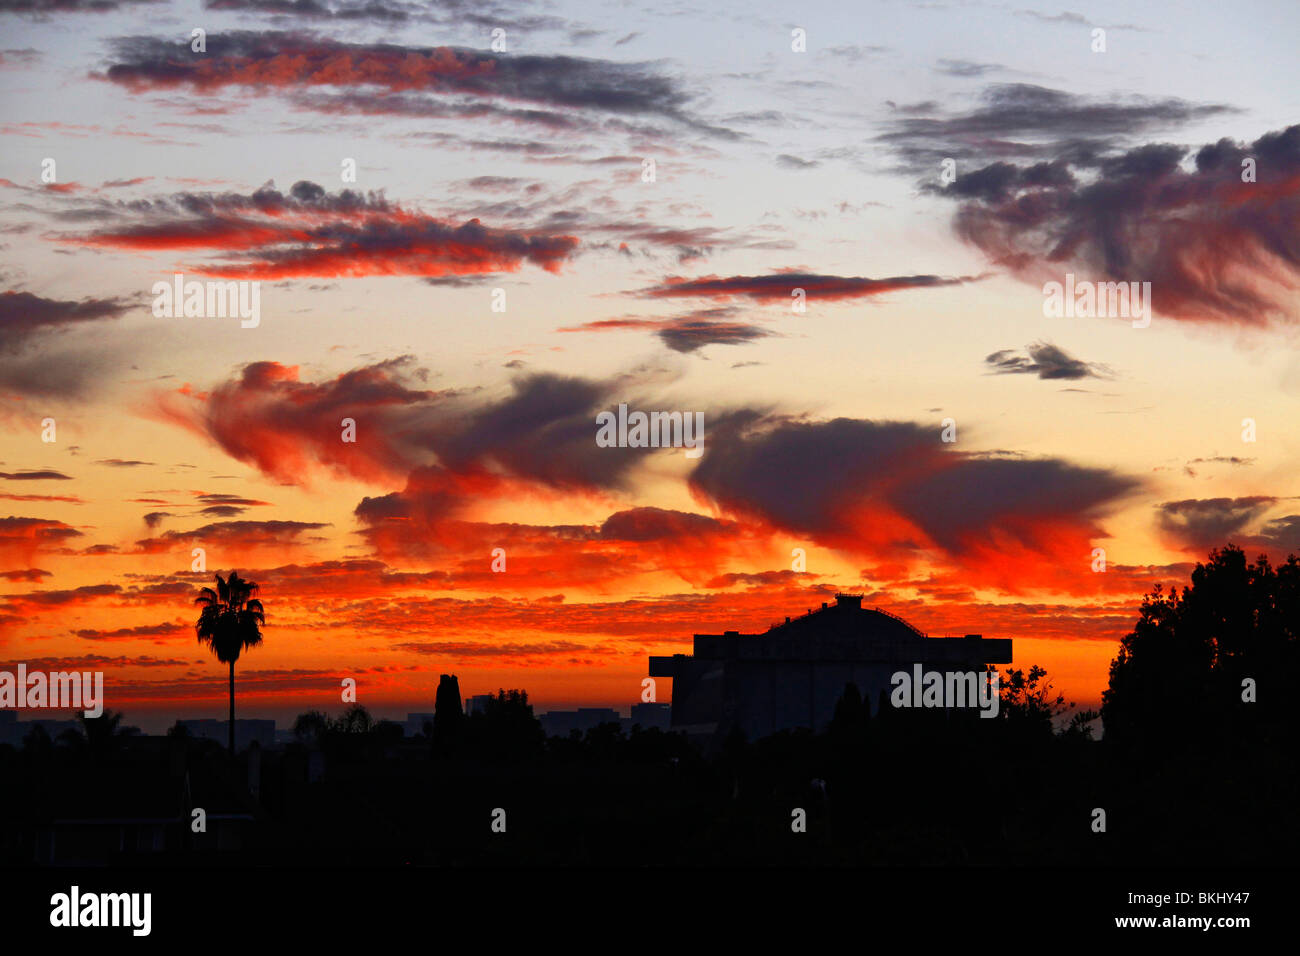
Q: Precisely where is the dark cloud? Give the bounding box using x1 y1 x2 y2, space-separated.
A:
0 348 125 400
422 275 497 288
135 518 330 552
287 90 593 132
984 341 1109 380
0 291 134 400
776 154 819 170
1184 456 1254 478
880 83 1234 167
932 124 1300 326
1156 497 1277 550
598 507 737 542
557 309 772 353
893 455 1138 555
1251 515 1300 553
202 0 570 32
705 569 806 589
0 568 51 581
164 359 664 496
0 290 132 352
0 47 41 64
194 493 272 506
926 159 1075 202
0 0 158 12
934 59 1003 77
432 372 650 490
690 416 1140 568
99 33 722 132
198 505 246 518
463 176 533 192
73 621 186 640
163 359 1144 585
0 470 72 480
1 583 119 608
657 318 772 353
640 272 980 302
0 516 83 565
203 0 413 21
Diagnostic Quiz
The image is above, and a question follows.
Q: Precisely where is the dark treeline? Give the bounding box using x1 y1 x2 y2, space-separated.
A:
1 545 1295 866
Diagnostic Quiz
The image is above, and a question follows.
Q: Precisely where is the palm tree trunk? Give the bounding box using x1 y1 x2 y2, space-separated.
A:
228 660 235 755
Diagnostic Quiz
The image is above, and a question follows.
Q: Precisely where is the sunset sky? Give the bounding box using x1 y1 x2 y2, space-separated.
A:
1 0 1298 732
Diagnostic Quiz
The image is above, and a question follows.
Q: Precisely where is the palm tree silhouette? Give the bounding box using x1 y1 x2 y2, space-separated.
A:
194 571 264 755
58 709 140 756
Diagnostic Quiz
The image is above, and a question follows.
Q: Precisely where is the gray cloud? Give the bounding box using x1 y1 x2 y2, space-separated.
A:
100 32 731 134
880 83 1235 167
0 290 132 352
984 342 1109 380
932 124 1300 326
1157 497 1277 550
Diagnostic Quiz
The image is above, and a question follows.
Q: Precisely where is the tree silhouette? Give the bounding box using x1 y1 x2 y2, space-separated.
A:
829 681 869 752
465 689 544 762
1102 545 1300 754
194 570 264 755
293 710 331 746
335 704 373 735
58 709 140 756
999 666 1069 732
21 723 52 757
433 673 464 753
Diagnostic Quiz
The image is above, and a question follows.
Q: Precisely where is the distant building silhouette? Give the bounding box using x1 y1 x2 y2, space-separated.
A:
404 712 437 737
178 719 275 752
435 674 462 716
464 694 496 715
433 673 464 747
629 702 671 731
538 707 620 737
0 711 78 746
649 594 1012 747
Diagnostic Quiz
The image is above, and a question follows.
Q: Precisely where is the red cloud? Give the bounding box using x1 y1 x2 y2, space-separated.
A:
0 516 83 565
152 358 438 485
105 42 495 94
65 181 579 280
